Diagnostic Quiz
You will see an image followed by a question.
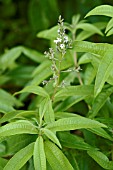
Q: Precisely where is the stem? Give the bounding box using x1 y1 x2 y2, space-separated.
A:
51 55 62 101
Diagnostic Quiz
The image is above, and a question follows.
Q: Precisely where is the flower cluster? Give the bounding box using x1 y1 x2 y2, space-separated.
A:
54 15 72 57
42 15 72 87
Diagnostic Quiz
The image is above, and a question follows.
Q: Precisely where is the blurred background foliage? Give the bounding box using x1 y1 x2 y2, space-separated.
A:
0 0 113 54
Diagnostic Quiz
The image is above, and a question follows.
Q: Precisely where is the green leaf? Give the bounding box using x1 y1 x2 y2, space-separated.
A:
39 98 55 123
33 136 46 170
6 134 37 154
89 86 113 118
106 28 113 36
94 49 113 96
74 41 112 57
14 85 49 98
105 17 113 33
87 149 113 169
4 142 34 170
54 85 94 102
44 99 55 123
84 64 96 85
85 5 113 18
58 132 97 150
0 120 38 137
37 26 58 40
0 89 22 107
54 96 86 112
46 117 107 131
88 128 113 141
0 110 37 124
31 66 52 85
76 23 103 36
22 46 45 63
32 60 51 77
43 128 61 148
0 158 8 169
44 140 74 170
0 46 22 70
55 112 79 119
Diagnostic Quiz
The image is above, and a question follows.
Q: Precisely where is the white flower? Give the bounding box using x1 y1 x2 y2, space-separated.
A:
60 44 65 49
64 36 68 43
54 38 62 44
57 29 60 33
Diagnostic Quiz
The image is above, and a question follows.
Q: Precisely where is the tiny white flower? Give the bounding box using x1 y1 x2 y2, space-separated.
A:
57 29 60 33
64 36 68 43
60 44 65 49
54 38 62 44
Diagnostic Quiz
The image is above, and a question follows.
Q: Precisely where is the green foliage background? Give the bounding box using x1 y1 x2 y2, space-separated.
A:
1 0 113 170
0 0 113 53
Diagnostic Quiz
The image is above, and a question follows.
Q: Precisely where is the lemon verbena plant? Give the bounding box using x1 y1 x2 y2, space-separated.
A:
1 4 113 170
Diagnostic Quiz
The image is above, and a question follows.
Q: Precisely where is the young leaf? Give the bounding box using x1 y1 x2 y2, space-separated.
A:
43 128 61 148
37 26 58 40
87 149 113 169
54 85 94 102
89 86 113 118
85 5 113 18
33 136 46 170
14 85 49 98
4 142 34 170
0 120 38 137
39 98 55 124
94 49 113 96
76 23 103 36
46 117 107 132
44 140 74 170
44 99 55 123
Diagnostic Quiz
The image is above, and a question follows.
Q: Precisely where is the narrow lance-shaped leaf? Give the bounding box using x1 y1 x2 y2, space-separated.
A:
4 143 34 170
89 86 113 118
94 49 113 96
105 17 113 33
22 46 45 63
39 98 55 124
0 46 22 70
33 136 46 170
76 23 103 36
14 85 49 98
87 149 113 169
43 128 61 148
106 28 113 36
0 120 38 138
58 132 97 151
74 40 112 57
46 117 107 132
54 85 94 102
85 5 113 18
44 140 74 170
88 128 113 141
44 99 55 123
